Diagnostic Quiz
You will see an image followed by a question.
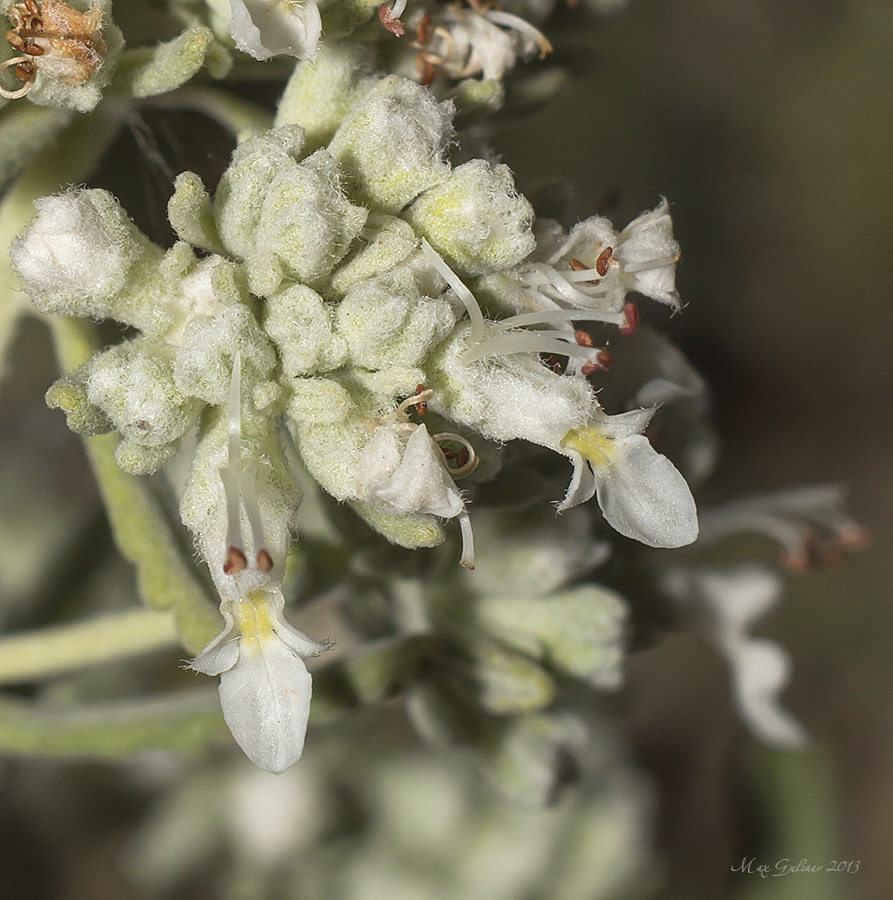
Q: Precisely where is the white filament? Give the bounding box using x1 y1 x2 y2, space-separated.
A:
421 239 485 344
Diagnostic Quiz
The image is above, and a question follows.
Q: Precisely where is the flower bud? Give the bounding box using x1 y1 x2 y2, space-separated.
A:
407 160 535 276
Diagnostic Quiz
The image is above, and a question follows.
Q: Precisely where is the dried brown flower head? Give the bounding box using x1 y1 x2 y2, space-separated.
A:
2 0 106 99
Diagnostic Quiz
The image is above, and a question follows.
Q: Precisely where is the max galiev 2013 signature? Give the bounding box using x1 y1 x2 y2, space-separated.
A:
732 858 860 877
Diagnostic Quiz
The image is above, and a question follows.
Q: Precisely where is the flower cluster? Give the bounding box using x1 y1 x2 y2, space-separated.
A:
12 72 698 771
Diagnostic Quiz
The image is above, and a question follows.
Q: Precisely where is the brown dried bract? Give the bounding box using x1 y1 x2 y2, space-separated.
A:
2 0 106 99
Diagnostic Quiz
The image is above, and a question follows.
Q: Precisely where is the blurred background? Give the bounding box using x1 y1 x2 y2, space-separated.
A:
494 0 892 897
1 0 891 898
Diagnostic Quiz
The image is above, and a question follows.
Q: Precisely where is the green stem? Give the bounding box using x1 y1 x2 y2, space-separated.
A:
0 608 181 684
0 690 222 759
147 86 274 142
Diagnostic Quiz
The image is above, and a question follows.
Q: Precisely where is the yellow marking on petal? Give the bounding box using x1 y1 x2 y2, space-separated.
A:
235 592 276 645
561 426 615 469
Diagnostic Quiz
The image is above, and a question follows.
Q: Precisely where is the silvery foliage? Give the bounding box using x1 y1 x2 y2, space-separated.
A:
0 0 864 808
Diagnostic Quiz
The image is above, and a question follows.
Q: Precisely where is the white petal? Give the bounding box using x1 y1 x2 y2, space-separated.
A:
229 0 322 61
697 566 783 637
726 639 809 747
218 636 313 774
558 449 597 511
594 406 656 439
594 435 698 547
371 426 464 519
189 609 240 676
617 199 680 308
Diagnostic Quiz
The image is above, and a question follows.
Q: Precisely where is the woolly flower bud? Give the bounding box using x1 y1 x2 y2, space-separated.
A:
334 270 456 370
407 160 535 276
85 340 202 466
11 189 161 328
174 303 277 406
264 284 347 377
214 126 307 260
213 129 367 296
328 75 453 213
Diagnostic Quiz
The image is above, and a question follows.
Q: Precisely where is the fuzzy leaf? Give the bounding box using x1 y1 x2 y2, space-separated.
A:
113 28 232 99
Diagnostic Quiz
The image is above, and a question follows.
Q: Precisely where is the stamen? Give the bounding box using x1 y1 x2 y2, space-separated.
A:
421 239 485 344
595 246 614 277
223 546 248 575
414 383 428 415
0 56 34 99
227 351 242 471
460 332 599 366
432 432 479 479
458 510 475 570
378 1 405 35
484 9 553 57
239 458 268 565
620 302 639 335
521 264 612 307
256 549 274 573
396 388 434 420
495 308 624 330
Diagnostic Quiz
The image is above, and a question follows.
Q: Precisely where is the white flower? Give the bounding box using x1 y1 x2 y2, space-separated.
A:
412 4 552 83
191 589 328 774
352 391 476 568
358 422 465 520
519 199 681 313
676 566 809 748
229 0 322 61
698 485 870 572
189 355 328 773
559 407 698 548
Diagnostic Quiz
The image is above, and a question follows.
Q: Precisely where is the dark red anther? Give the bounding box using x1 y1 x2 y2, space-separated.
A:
415 383 428 415
543 354 564 374
378 3 405 35
782 537 824 574
15 61 34 81
223 546 248 575
570 257 600 284
620 302 638 335
574 329 594 347
595 246 614 277
256 549 274 573
581 348 612 376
